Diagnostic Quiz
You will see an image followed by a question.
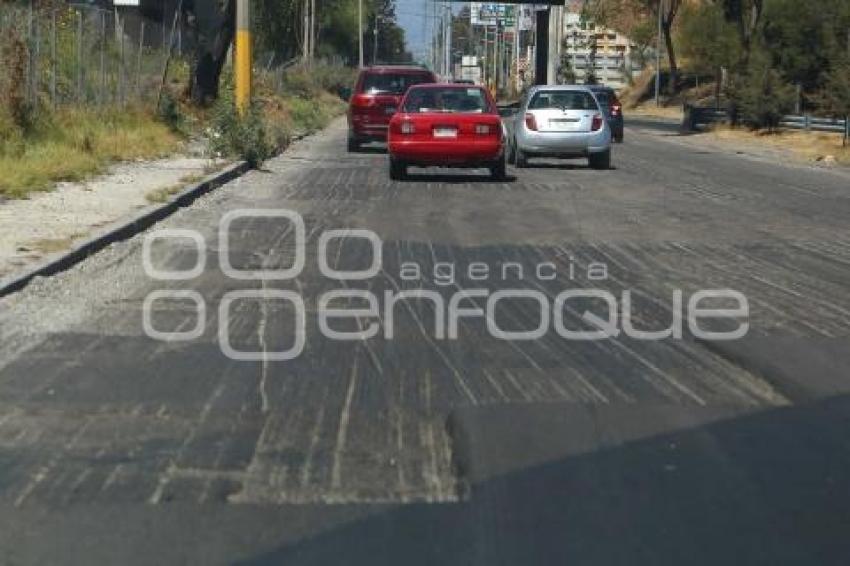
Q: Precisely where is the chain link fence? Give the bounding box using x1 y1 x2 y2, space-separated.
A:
1 1 189 111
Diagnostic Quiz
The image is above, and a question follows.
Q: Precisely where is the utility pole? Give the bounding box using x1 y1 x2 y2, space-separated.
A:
373 14 379 65
358 0 364 67
655 0 663 106
235 0 251 113
444 5 452 79
514 9 521 95
495 21 501 93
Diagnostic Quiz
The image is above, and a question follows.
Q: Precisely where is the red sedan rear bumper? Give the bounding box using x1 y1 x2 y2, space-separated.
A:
388 139 503 166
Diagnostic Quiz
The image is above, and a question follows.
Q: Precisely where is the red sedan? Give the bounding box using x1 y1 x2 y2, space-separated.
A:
387 84 507 181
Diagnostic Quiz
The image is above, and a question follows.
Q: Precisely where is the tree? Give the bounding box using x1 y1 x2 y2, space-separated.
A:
587 0 682 93
730 47 796 131
679 1 740 106
557 40 578 84
714 0 764 69
658 0 682 94
585 31 600 85
366 0 407 64
186 0 236 105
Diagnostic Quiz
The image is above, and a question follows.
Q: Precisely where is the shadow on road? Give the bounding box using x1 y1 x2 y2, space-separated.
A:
627 116 701 137
350 145 388 155
238 395 850 566
521 162 619 171
401 172 518 184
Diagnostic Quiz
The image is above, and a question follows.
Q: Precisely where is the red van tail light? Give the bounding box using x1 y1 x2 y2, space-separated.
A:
351 94 373 112
524 113 538 131
591 113 604 131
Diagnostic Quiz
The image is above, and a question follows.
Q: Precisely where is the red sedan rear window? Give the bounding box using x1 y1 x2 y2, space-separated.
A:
402 87 490 114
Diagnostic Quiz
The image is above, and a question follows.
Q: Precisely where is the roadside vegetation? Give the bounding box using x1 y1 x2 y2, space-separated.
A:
0 65 349 198
0 0 382 199
588 0 850 144
0 106 181 198
205 65 353 167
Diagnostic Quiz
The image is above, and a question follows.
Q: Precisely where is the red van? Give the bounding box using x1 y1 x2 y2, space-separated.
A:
347 66 437 151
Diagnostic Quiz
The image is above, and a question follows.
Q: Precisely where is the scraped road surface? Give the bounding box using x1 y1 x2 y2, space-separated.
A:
2 118 850 564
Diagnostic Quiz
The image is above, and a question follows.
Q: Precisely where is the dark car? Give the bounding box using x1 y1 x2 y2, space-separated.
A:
588 85 624 143
346 65 437 151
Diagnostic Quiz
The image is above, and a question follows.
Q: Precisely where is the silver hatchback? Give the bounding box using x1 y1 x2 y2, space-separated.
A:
509 85 612 169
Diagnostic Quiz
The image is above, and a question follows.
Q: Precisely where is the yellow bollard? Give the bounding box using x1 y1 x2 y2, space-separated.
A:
235 0 251 114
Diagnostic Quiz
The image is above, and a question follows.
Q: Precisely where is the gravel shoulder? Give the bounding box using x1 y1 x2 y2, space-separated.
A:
0 156 228 281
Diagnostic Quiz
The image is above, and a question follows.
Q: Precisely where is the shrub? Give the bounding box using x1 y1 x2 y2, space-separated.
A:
820 56 850 145
0 106 25 157
728 52 796 131
157 90 186 134
281 68 321 99
0 24 31 132
209 92 274 167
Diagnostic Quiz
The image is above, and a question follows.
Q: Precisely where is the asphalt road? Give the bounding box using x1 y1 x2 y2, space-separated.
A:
2 117 850 564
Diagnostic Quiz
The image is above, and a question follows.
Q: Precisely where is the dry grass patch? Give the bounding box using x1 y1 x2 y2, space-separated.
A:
145 172 207 203
628 102 685 121
26 233 87 254
709 125 850 165
0 107 182 199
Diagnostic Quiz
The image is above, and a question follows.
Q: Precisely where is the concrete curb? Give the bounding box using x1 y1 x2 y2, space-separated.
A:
0 160 251 298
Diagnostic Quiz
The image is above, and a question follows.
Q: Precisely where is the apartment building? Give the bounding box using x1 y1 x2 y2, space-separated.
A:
562 11 642 88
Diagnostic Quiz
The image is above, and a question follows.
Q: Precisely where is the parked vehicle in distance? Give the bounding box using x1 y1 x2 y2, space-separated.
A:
588 85 624 143
387 84 506 181
510 85 613 170
347 65 438 152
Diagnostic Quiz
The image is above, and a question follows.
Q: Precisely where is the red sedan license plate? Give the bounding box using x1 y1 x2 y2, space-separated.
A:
433 127 457 138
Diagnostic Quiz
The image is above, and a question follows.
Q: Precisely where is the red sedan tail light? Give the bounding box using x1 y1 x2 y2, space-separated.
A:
475 124 493 135
591 113 604 131
399 121 416 135
524 113 538 131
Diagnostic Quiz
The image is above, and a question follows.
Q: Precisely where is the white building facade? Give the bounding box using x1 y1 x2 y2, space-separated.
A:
562 12 642 88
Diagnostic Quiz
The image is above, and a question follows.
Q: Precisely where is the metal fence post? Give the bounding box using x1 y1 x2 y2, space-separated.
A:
51 9 57 107
27 0 34 106
137 21 145 99
845 116 849 147
33 3 40 111
98 11 104 105
77 10 83 103
119 12 125 106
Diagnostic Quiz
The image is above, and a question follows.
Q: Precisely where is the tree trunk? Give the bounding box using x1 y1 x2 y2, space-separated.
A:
188 0 235 106
737 0 763 68
715 66 723 109
663 22 678 95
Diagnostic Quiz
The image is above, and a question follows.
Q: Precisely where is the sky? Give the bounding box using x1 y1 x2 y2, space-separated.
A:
396 0 434 61
396 0 462 62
